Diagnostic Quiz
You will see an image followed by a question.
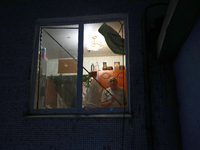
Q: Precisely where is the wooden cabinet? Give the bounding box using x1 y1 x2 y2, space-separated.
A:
46 77 57 108
97 69 127 91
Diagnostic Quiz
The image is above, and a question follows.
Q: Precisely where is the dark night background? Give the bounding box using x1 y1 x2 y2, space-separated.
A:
0 0 200 149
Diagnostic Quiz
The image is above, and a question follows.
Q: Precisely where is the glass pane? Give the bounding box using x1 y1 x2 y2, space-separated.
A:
82 21 127 108
34 25 79 109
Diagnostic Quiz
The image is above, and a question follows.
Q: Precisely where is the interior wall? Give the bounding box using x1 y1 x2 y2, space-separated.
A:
83 56 126 75
174 18 200 149
47 56 126 76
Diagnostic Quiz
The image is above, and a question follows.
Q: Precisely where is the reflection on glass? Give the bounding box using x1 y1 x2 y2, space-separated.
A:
82 21 127 108
34 25 79 109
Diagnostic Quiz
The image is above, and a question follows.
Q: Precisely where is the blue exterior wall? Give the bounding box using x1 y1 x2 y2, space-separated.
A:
0 0 182 149
174 18 200 150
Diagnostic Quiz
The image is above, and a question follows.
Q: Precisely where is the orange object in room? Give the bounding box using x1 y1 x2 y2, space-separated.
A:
97 69 127 91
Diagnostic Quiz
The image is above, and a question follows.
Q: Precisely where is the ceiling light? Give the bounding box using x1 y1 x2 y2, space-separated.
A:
86 36 103 51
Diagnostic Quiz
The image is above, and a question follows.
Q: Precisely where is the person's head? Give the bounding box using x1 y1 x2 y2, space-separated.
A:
108 77 118 90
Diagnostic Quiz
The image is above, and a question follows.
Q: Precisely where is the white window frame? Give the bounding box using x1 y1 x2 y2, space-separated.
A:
29 14 131 116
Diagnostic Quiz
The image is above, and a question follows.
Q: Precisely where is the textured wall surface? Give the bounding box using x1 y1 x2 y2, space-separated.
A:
0 0 182 149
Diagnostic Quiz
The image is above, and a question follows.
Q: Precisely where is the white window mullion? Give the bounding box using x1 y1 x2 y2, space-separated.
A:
124 18 130 113
30 25 41 111
76 23 84 110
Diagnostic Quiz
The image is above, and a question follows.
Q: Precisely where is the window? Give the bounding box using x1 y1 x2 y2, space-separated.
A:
30 14 130 115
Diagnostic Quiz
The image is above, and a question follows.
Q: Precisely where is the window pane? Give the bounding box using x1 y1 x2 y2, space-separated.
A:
82 21 127 108
34 25 79 109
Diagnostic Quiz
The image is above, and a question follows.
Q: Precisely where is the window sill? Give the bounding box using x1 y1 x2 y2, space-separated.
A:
24 114 132 118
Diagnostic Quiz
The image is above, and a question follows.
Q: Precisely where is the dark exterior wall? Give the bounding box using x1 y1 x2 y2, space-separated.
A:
144 3 182 149
0 0 182 149
174 18 200 150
